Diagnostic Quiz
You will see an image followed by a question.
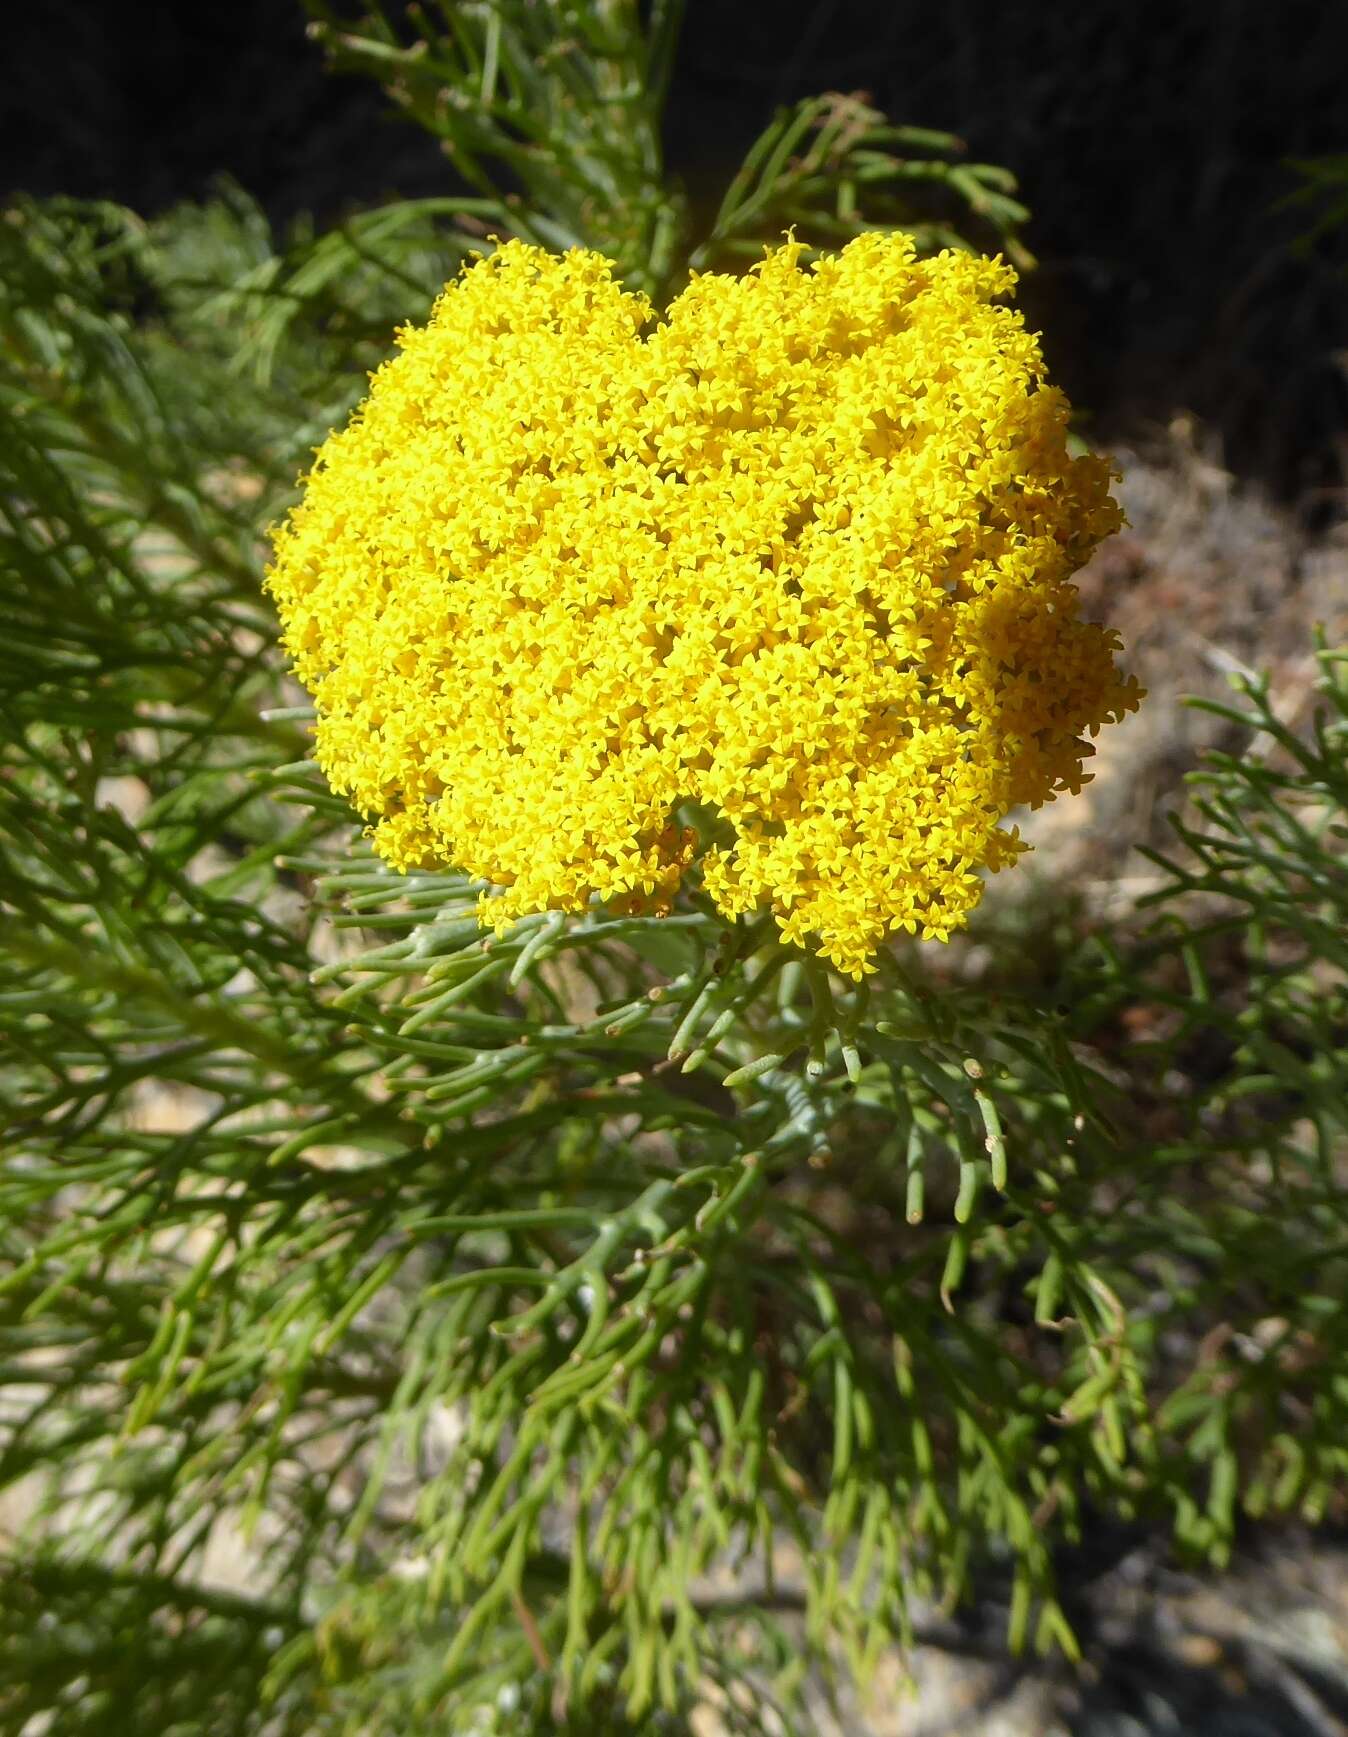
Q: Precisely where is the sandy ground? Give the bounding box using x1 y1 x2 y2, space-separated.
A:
1014 418 1348 909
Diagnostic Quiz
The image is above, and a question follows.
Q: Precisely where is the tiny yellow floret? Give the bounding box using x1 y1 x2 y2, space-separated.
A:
267 234 1141 976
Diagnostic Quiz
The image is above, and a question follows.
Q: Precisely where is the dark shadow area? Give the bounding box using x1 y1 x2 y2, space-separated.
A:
931 1521 1348 1737
670 0 1348 513
3 0 450 221
9 2 1346 507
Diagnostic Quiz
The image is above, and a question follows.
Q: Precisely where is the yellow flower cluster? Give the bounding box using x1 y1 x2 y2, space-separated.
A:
268 234 1140 976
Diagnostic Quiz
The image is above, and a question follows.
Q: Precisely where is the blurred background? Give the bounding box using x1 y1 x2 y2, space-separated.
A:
8 0 1347 504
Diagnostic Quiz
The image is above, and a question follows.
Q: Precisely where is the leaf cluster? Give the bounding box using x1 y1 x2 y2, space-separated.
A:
302 0 1029 301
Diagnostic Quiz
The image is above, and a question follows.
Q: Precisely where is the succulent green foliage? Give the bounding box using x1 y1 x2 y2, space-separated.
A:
302 0 690 297
1 5 1346 1732
1074 654 1348 1544
157 181 492 393
1 1562 311 1737
689 91 1031 275
301 0 1028 300
1285 152 1348 253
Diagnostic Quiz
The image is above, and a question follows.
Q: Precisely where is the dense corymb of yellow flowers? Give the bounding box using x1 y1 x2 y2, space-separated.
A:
268 234 1141 976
